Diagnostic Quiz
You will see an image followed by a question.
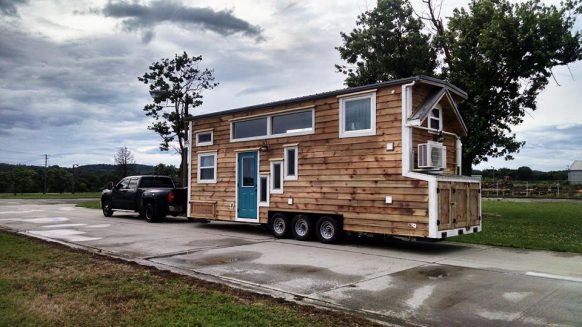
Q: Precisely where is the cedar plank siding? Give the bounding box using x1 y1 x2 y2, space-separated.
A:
190 81 474 237
189 82 468 238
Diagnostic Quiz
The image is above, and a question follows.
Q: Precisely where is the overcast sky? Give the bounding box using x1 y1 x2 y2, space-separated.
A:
0 0 580 171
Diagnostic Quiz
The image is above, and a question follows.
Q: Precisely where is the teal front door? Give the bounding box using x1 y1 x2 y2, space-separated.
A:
237 152 258 219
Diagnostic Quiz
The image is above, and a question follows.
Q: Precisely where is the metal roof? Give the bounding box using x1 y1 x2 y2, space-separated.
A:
570 160 582 171
187 75 467 121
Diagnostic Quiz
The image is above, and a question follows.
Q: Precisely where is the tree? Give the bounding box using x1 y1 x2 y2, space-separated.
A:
47 166 70 194
138 52 218 187
153 163 179 184
436 0 582 174
335 0 437 87
336 0 582 174
516 166 534 181
114 146 136 179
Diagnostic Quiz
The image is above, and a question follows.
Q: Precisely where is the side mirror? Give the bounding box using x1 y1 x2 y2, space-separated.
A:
107 182 114 190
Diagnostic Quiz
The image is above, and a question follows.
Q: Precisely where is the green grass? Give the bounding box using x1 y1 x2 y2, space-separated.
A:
450 200 582 253
0 231 374 327
0 192 101 199
76 200 101 209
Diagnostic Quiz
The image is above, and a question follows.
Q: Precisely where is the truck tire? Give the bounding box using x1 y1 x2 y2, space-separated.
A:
316 216 341 244
269 213 290 238
101 199 113 217
291 214 312 241
145 203 160 223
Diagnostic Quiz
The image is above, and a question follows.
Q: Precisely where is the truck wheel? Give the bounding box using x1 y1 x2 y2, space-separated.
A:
145 203 159 223
102 199 113 217
316 216 341 244
269 213 290 238
291 214 312 241
138 209 146 219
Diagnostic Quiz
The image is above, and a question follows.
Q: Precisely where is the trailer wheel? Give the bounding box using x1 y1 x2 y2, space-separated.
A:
291 214 312 241
145 203 160 223
101 199 113 217
269 213 290 238
316 216 341 244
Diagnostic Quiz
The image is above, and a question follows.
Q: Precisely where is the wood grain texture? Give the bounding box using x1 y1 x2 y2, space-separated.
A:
189 83 468 238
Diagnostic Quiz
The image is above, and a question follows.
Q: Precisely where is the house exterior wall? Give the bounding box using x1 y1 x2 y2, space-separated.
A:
189 82 466 238
569 171 582 185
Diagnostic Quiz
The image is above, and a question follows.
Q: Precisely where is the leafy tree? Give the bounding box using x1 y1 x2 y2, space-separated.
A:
114 146 136 179
11 167 37 194
138 52 218 186
336 0 582 174
516 166 534 181
335 0 437 87
47 166 71 194
153 163 179 184
438 0 582 174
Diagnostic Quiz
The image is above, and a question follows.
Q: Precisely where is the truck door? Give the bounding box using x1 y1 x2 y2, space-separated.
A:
123 177 139 210
111 178 130 209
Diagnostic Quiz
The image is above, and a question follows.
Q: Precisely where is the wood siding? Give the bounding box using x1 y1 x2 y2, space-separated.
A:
189 83 468 238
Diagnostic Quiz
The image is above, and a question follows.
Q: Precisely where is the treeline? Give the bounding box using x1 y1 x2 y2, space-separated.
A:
473 166 568 181
0 163 179 194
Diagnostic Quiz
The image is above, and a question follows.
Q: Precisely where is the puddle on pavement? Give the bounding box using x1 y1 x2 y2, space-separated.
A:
185 238 257 249
164 251 262 267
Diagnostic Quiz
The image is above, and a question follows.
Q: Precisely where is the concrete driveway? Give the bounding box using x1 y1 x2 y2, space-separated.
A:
1 200 581 326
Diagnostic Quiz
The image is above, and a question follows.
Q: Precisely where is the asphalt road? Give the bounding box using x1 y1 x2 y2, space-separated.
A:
1 200 581 326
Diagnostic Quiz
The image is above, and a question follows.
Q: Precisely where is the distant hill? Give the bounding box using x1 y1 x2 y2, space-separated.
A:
76 164 154 175
0 163 154 174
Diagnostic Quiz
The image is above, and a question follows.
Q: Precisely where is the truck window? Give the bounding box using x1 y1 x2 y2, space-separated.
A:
128 178 139 190
116 178 130 189
139 177 174 188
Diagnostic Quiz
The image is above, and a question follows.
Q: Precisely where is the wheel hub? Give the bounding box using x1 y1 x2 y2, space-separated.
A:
320 221 334 239
273 218 286 234
296 219 308 236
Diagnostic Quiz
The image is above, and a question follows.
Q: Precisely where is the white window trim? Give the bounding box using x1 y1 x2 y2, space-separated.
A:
284 146 298 180
428 104 443 132
197 152 217 184
196 130 213 146
230 108 315 142
339 92 376 138
258 175 270 207
270 161 283 194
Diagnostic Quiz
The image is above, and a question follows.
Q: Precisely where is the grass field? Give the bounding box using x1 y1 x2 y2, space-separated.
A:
0 231 375 327
76 200 101 209
450 200 582 253
0 192 101 199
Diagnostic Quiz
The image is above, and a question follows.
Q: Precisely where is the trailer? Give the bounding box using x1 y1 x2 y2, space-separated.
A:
185 75 481 243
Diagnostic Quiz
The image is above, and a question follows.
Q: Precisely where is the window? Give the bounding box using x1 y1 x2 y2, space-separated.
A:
258 176 269 206
270 161 283 194
139 177 174 188
127 178 139 189
232 117 268 140
196 130 213 146
271 110 313 135
231 108 315 141
429 105 442 131
116 178 130 189
242 157 255 187
339 93 376 138
284 146 298 180
197 152 217 183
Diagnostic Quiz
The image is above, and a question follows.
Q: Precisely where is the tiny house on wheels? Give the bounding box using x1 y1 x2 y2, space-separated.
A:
186 75 481 243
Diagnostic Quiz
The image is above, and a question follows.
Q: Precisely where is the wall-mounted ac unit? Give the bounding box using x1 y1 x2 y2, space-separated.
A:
418 142 446 170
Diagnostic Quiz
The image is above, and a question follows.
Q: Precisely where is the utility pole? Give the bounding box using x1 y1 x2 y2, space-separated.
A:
72 164 79 194
43 154 48 194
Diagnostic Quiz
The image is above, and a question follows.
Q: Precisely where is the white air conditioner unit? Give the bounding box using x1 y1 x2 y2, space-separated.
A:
418 142 446 170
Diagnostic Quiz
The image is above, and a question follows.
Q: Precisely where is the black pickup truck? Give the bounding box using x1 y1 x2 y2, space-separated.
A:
101 175 187 222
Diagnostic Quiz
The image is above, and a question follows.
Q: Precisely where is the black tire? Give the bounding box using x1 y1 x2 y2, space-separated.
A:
316 216 341 244
101 199 113 217
138 209 146 219
269 213 290 238
145 203 160 223
291 214 312 241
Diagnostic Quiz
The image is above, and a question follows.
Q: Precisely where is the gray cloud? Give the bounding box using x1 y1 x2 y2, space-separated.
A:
0 0 27 16
100 1 263 42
